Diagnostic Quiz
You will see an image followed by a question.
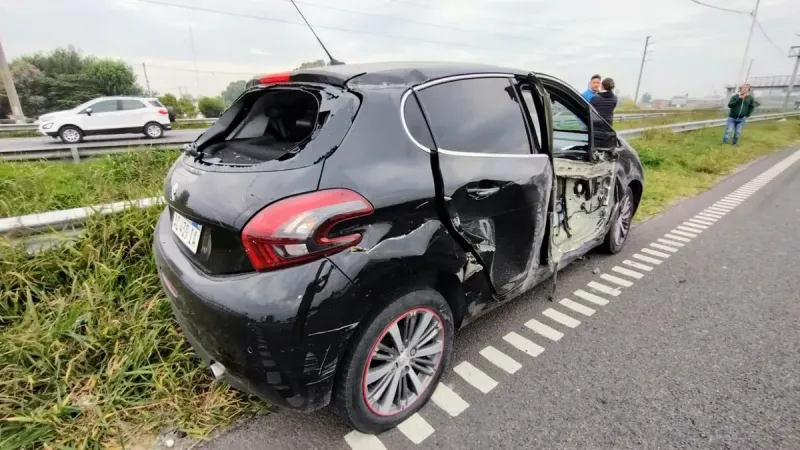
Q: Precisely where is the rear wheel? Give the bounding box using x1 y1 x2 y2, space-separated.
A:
334 288 454 434
144 122 164 138
600 185 634 254
58 126 83 144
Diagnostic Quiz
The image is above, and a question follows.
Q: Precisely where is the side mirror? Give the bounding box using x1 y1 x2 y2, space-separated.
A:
85 107 93 116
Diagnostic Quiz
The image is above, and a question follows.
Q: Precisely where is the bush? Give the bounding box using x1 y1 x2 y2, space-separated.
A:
197 96 225 118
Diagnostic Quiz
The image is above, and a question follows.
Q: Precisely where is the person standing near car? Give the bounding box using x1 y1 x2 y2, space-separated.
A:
582 74 602 102
590 77 618 125
722 83 755 145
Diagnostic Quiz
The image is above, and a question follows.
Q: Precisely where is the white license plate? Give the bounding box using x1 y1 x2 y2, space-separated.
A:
171 212 202 253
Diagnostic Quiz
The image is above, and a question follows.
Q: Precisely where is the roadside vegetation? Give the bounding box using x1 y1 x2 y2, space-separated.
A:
0 149 178 217
615 110 725 130
0 118 797 448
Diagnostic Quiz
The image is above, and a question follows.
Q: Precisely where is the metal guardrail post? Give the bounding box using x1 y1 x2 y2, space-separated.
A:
70 146 80 163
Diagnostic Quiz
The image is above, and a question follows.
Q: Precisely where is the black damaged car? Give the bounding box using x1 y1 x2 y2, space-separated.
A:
154 62 644 433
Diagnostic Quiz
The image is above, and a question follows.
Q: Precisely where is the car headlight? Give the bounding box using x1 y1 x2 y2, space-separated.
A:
42 122 54 130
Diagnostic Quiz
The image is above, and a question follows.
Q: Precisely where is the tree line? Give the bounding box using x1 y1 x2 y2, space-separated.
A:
0 48 329 121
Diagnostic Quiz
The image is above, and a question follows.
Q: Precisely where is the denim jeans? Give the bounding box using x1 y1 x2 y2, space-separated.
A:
722 116 746 144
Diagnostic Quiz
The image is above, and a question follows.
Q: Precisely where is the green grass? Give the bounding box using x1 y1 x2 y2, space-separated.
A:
172 121 212 130
630 118 800 219
0 150 179 217
615 110 725 130
0 129 41 139
0 207 259 449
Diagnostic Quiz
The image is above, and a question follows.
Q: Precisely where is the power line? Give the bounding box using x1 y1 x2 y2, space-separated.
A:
686 0 750 15
143 63 258 76
755 20 786 56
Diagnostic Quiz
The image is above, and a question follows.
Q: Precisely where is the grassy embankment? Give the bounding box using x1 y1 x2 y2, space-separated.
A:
0 118 798 448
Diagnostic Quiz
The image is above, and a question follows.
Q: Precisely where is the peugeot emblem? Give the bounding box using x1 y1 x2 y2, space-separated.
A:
171 182 179 202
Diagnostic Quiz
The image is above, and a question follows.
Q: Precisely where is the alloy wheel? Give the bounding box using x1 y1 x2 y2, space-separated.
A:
613 194 633 247
62 129 80 143
362 308 444 416
147 124 162 138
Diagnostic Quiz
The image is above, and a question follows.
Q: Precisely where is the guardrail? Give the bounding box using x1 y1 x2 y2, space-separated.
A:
1 111 799 240
0 117 218 132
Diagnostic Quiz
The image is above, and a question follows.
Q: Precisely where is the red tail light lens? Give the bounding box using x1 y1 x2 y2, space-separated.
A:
258 72 292 85
158 109 169 115
241 189 373 272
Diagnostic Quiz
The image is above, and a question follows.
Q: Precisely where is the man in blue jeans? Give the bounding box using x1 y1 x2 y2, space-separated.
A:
722 83 755 145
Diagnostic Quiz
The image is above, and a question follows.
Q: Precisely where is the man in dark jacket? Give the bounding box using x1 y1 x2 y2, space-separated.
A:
590 78 618 126
722 83 755 145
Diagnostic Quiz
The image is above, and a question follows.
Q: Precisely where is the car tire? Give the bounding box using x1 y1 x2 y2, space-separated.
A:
144 122 164 139
600 184 634 254
334 288 454 434
58 126 84 144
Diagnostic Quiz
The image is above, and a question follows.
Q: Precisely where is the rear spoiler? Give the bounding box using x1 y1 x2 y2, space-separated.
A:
246 70 353 89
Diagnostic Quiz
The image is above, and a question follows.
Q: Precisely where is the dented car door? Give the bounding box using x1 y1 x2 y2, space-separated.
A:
407 75 552 297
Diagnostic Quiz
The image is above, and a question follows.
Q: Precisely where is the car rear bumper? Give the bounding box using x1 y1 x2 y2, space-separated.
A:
153 207 359 412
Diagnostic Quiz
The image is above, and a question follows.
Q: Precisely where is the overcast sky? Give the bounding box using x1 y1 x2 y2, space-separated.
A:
1 0 798 99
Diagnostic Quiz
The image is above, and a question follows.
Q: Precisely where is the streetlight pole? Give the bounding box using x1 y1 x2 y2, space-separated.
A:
0 35 24 122
783 46 800 109
737 0 761 85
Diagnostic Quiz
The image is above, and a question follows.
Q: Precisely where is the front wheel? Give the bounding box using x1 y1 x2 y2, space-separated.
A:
334 289 454 434
600 185 634 254
144 122 164 139
58 126 84 144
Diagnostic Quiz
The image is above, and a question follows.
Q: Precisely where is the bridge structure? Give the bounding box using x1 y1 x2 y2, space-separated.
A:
726 75 800 109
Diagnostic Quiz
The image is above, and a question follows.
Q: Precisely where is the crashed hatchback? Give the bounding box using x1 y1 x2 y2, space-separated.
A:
154 62 644 433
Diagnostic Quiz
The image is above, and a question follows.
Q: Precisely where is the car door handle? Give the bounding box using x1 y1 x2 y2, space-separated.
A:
466 187 500 199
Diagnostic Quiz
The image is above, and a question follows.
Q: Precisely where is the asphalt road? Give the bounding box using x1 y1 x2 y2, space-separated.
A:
0 129 202 152
181 145 800 450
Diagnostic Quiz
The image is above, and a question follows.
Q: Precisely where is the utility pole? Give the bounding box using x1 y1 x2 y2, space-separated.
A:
633 36 652 106
189 27 200 97
744 58 754 82
783 46 800 109
0 35 24 122
142 62 152 96
737 0 761 85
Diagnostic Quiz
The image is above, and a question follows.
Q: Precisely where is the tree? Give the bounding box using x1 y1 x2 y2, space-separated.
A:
641 92 653 104
177 94 197 118
221 80 247 106
82 59 141 96
295 59 327 70
1 61 46 118
198 96 226 118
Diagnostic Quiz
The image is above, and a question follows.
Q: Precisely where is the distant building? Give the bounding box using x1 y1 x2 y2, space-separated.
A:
651 99 669 109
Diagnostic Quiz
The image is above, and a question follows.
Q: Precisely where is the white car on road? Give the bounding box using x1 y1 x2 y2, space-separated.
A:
38 96 172 144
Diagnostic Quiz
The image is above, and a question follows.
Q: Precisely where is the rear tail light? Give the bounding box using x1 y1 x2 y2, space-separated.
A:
258 72 292 85
241 189 373 272
158 109 169 115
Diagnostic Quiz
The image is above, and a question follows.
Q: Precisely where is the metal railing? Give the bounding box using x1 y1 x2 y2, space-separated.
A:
0 117 218 132
1 111 799 241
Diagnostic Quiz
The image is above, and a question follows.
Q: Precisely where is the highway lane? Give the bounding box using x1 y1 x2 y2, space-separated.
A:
0 129 202 152
159 146 800 450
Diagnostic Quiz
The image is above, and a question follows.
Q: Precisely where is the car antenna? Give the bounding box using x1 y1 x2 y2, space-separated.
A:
289 0 345 66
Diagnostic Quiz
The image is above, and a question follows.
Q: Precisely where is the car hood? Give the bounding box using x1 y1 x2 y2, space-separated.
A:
39 110 76 122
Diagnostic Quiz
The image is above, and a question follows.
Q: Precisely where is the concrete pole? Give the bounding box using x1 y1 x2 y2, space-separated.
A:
783 53 800 110
142 63 152 97
0 35 24 122
634 36 651 105
737 0 761 85
745 58 754 82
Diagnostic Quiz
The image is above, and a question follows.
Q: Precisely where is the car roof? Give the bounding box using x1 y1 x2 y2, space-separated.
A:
285 61 529 87
92 96 160 101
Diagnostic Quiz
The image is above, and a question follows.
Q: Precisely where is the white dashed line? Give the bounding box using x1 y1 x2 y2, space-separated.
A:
657 238 685 248
664 233 692 243
642 248 671 259
559 298 597 316
677 225 704 234
574 289 611 305
454 362 498 394
671 229 698 238
633 253 662 265
524 319 564 341
699 211 724 218
345 431 388 450
480 346 522 374
715 200 739 207
503 332 544 357
542 308 582 328
695 214 719 222
397 413 435 444
683 221 708 229
709 204 734 211
600 273 634 287
687 218 714 226
431 383 469 417
612 265 645 279
727 194 748 199
587 281 622 296
706 207 730 215
650 243 679 253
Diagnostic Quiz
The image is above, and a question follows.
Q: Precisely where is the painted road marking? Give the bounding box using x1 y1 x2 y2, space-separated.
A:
587 281 622 296
397 413 434 444
559 298 596 316
688 218 715 226
431 383 469 417
454 362 497 394
716 200 739 207
480 346 522 374
695 214 719 222
642 248 671 259
524 319 564 341
657 238 685 248
683 221 708 229
650 243 679 253
542 308 581 328
709 204 734 211
612 265 644 279
671 229 698 238
706 207 731 215
633 253 662 265
699 211 724 218
664 233 692 243
345 431 388 450
727 195 749 200
574 289 610 305
503 332 544 357
600 273 634 287
677 225 704 234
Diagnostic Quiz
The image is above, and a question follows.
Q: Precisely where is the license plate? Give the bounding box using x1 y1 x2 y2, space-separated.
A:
171 212 202 253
